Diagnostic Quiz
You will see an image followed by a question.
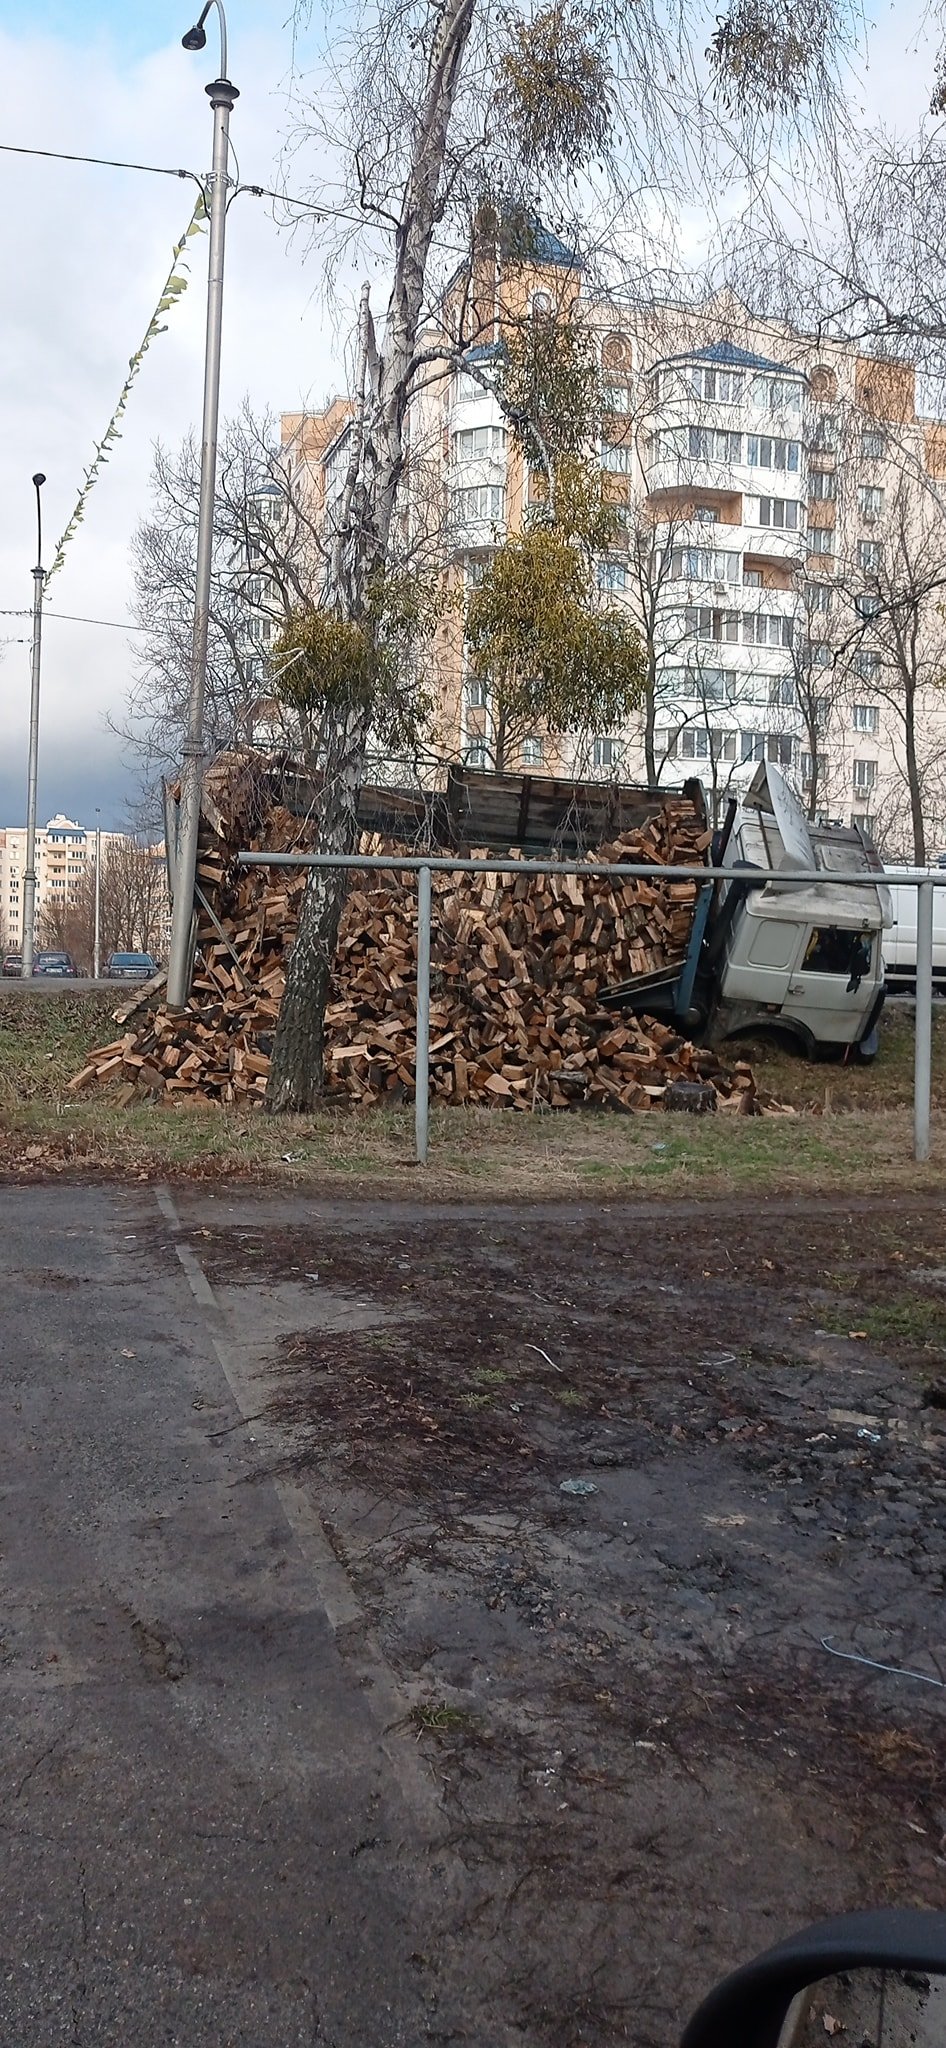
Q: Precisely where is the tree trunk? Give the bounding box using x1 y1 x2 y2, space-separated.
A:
904 685 926 865
494 701 508 772
643 675 656 784
264 0 475 1113
264 707 369 1113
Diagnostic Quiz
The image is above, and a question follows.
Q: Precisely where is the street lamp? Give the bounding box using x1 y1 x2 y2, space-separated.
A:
166 0 238 1007
21 472 46 979
93 808 102 980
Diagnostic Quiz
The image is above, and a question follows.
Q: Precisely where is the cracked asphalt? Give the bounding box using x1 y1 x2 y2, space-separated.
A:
0 1185 457 2046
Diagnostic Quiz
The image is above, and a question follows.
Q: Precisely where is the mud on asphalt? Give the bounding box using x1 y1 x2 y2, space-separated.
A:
188 1196 946 2047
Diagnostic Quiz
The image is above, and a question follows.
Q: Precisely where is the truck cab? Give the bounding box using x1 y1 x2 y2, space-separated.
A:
710 766 889 1056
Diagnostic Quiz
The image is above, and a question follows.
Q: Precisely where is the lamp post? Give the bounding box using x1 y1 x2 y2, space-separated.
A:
93 808 102 980
166 0 238 1007
21 472 46 979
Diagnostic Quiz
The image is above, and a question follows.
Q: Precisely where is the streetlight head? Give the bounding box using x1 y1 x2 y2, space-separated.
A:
182 22 207 49
32 473 46 489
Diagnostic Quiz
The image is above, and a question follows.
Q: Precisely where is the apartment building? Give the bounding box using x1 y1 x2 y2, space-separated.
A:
0 817 126 948
270 241 946 854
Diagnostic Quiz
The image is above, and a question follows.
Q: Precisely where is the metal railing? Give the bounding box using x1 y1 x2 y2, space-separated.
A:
238 851 943 1166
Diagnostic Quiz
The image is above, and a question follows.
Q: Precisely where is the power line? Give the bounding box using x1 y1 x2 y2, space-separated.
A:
0 140 379 231
0 141 199 182
0 607 148 632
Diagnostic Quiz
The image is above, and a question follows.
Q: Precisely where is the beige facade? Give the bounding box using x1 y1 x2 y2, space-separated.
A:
276 253 946 858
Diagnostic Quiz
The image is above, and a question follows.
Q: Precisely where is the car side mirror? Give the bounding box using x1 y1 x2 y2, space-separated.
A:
681 1910 946 2048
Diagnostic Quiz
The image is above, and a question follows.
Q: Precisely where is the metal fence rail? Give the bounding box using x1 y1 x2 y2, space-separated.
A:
238 852 943 1166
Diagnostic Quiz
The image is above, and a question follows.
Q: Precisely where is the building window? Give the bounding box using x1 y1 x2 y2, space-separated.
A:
746 435 800 471
694 505 720 524
808 527 833 556
597 559 627 591
808 468 837 500
465 677 487 709
683 364 744 402
853 703 880 734
455 485 506 522
858 485 884 520
853 757 877 792
521 736 544 767
593 736 618 768
466 739 489 768
800 751 813 782
600 440 634 472
754 376 803 413
742 612 793 647
603 384 633 414
655 727 678 759
809 416 839 454
741 731 765 763
757 496 800 529
452 425 506 461
683 426 743 461
685 605 740 642
854 650 879 680
767 733 796 766
806 581 833 613
861 430 885 459
856 591 882 619
807 642 833 668
857 538 882 571
668 546 740 582
851 812 874 833
769 676 796 708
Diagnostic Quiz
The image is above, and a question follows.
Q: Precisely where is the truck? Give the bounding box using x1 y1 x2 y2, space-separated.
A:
603 763 891 1061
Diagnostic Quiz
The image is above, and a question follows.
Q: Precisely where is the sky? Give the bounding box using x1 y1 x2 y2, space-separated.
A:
0 0 940 833
0 0 348 830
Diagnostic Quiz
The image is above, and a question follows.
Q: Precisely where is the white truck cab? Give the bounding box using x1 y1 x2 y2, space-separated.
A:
711 766 890 1055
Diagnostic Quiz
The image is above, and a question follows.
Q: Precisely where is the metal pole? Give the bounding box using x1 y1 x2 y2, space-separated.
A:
93 815 102 980
415 864 432 1165
914 878 934 1163
166 14 237 1008
21 473 46 978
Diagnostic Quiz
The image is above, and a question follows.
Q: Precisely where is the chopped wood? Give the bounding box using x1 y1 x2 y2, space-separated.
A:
74 752 770 1115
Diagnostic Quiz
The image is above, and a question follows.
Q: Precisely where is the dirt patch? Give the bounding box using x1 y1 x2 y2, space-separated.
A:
180 1195 946 2045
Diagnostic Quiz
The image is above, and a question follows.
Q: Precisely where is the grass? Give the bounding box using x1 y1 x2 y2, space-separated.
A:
1 990 945 1200
820 1295 946 1349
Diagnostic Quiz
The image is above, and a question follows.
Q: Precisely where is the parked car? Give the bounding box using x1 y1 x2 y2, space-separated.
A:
1 952 23 976
32 951 79 977
105 951 159 980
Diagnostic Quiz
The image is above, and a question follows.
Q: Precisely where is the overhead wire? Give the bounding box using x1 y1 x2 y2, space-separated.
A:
0 139 386 233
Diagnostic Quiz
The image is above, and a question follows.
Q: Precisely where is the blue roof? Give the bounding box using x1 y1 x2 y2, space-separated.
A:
527 220 581 269
657 338 806 377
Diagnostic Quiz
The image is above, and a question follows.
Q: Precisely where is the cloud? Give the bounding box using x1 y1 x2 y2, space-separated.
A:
0 3 343 829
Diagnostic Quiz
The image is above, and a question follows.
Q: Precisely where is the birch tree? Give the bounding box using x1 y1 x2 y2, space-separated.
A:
259 0 858 1111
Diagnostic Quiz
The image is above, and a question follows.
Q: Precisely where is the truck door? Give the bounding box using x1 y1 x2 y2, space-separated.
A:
782 925 878 1045
719 914 801 1008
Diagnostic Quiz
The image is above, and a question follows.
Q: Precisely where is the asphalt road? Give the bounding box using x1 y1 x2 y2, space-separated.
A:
0 1185 456 2046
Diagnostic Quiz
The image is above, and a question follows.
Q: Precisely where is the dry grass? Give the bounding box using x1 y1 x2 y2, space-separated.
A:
0 990 943 1198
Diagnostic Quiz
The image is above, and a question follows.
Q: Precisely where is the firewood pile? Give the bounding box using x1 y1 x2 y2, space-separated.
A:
70 753 765 1114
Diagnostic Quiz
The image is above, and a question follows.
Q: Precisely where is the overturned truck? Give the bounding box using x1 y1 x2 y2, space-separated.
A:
604 765 890 1062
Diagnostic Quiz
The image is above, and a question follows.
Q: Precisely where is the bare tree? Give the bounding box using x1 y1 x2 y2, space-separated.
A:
831 469 946 863
126 406 332 773
237 0 856 1109
37 840 169 972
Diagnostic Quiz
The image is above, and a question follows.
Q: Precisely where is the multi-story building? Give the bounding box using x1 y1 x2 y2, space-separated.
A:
274 246 946 855
0 817 129 949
